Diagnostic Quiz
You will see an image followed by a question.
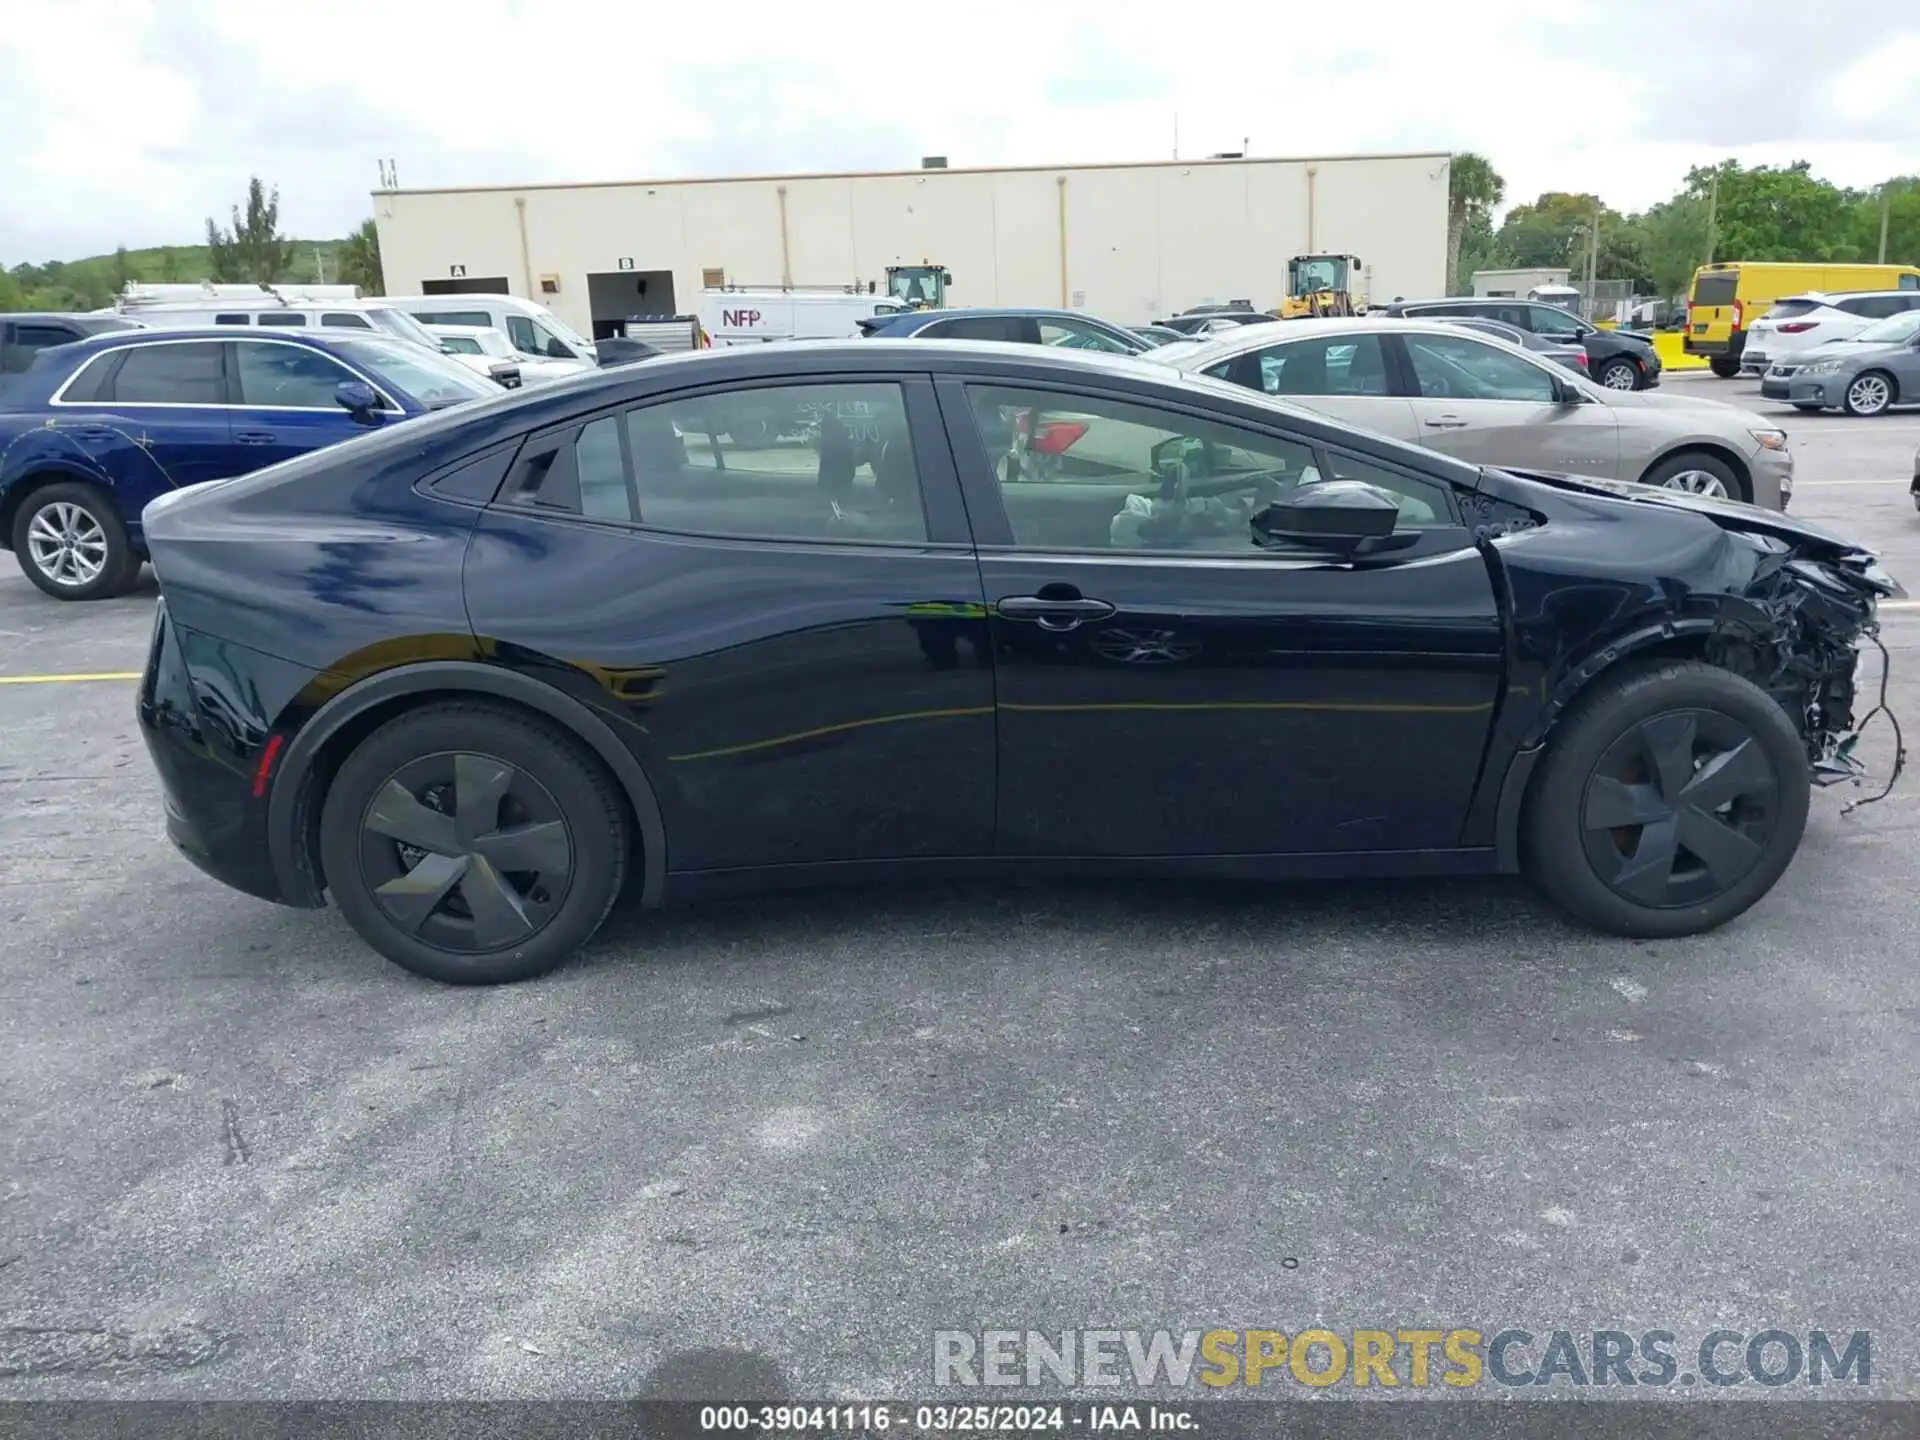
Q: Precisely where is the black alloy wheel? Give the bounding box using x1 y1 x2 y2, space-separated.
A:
1522 661 1810 938
356 751 575 952
1578 709 1777 909
319 703 629 983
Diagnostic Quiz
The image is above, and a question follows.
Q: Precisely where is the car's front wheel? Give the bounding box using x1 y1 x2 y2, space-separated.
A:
10 482 142 601
1522 661 1810 938
1640 451 1745 501
1843 371 1895 417
318 702 631 984
1595 358 1639 390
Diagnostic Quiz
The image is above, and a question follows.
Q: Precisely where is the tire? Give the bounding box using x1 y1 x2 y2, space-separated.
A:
318 701 631 984
1522 661 1810 938
1708 357 1741 378
1842 370 1895 417
1639 450 1746 502
9 481 140 601
1596 358 1639 391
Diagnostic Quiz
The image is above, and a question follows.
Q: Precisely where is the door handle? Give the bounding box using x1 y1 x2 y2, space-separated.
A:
997 595 1116 631
235 431 277 445
1423 415 1469 429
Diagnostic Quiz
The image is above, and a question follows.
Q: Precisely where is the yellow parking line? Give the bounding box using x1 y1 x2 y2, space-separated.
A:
0 671 143 685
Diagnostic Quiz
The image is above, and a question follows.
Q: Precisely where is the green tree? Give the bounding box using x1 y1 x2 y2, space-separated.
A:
1447 152 1505 295
1635 195 1712 298
1684 160 1854 261
1452 209 1501 295
337 218 384 294
1850 177 1920 266
1496 192 1612 268
158 246 182 282
0 265 25 312
206 176 296 283
111 244 133 296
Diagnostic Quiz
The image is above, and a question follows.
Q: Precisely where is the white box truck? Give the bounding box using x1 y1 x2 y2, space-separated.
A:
698 288 910 346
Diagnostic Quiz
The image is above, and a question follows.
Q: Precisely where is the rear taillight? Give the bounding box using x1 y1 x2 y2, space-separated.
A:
1571 353 1588 371
1777 321 1817 334
1733 299 1745 331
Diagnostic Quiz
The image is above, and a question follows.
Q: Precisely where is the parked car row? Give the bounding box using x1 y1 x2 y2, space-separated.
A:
1752 297 1920 417
2 289 1812 602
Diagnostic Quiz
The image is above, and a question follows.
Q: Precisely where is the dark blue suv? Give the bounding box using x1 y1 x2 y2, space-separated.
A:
0 327 502 599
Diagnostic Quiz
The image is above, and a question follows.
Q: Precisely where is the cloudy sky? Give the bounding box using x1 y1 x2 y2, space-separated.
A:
3 0 1917 263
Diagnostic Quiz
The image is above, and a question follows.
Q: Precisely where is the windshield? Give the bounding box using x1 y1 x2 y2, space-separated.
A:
367 307 448 351
1850 310 1920 345
336 336 500 407
1289 258 1344 295
533 307 595 352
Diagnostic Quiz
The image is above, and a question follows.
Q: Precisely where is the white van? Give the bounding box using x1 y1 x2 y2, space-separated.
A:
131 300 447 352
697 289 909 346
383 295 599 365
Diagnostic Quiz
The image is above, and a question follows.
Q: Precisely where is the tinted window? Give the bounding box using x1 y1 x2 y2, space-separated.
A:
963 383 1451 555
1902 275 1919 291
1523 304 1584 339
322 311 375 329
415 309 494 329
1691 271 1738 306
235 342 357 408
1405 333 1559 402
214 313 251 325
923 315 1031 343
1839 295 1906 319
575 416 631 521
1037 319 1135 353
2 324 81 374
256 312 307 327
439 336 483 354
100 342 227 404
619 383 926 542
1209 334 1392 398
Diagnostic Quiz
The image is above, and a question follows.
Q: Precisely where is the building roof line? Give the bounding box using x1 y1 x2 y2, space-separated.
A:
373 151 1454 199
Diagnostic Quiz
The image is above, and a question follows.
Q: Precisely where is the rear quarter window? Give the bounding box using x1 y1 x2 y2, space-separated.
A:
1762 299 1821 320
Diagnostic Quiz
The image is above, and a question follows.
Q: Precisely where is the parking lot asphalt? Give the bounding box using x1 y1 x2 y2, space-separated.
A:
3 376 1920 1400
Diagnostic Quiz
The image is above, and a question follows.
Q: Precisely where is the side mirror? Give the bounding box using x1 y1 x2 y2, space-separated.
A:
1552 377 1590 405
334 379 382 424
1251 479 1402 554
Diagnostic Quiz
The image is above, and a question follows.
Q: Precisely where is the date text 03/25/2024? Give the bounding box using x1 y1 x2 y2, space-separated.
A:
698 1406 1189 1432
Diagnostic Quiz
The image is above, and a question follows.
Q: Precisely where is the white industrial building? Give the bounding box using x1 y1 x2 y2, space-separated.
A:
371 151 1450 338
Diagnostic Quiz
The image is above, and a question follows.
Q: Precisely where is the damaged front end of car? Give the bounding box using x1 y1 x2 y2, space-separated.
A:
1702 538 1905 803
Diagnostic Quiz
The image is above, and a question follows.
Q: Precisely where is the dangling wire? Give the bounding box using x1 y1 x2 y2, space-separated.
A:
1842 628 1906 816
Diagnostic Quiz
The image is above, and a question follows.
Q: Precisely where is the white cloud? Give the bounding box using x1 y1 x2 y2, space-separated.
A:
2 0 1916 262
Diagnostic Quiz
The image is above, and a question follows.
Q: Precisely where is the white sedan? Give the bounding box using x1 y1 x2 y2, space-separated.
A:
426 324 594 388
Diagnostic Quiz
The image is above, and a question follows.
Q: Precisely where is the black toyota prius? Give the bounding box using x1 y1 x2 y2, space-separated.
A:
136 340 1899 984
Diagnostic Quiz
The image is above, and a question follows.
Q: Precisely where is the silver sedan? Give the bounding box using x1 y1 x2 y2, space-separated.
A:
1147 317 1794 508
1759 308 1920 417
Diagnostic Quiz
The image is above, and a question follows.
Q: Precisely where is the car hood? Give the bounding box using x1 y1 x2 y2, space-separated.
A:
1598 386 1744 417
1791 340 1908 367
1495 466 1875 561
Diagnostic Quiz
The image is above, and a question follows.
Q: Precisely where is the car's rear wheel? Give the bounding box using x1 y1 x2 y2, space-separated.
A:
1843 370 1895 417
10 482 140 601
1596 358 1639 390
1639 451 1745 502
1709 357 1741 378
318 702 631 984
1522 661 1809 938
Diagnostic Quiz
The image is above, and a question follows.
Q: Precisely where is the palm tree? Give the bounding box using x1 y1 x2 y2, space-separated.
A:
1447 153 1506 295
338 218 384 295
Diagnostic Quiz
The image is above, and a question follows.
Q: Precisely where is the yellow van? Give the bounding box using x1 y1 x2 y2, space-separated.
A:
1686 261 1920 376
